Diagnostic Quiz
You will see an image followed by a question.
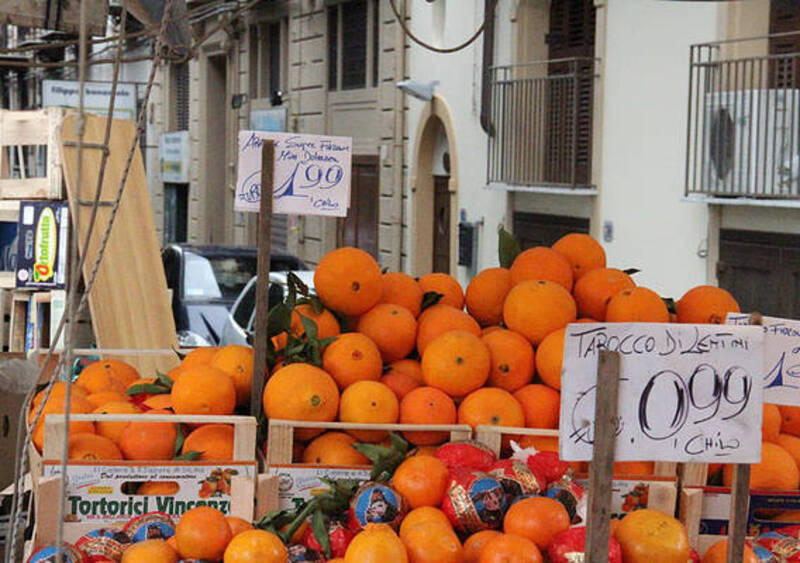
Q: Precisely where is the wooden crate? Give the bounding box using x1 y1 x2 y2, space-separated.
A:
0 201 18 290
0 289 12 351
0 109 64 200
8 290 29 353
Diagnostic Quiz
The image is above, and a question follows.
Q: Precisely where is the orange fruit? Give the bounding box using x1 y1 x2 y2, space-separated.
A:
465 268 512 326
392 455 450 508
181 347 221 368
380 272 424 317
781 405 800 436
380 371 421 400
86 390 130 409
357 304 418 362
182 424 234 460
401 521 462 562
606 287 670 323
701 539 758 563
614 509 690 563
30 393 95 453
339 381 399 442
777 433 800 469
137 481 179 495
212 345 254 406
302 432 370 465
290 304 341 339
613 461 655 476
513 384 560 429
119 419 177 460
314 247 383 316
68 433 123 461
263 363 339 440
422 330 491 397
458 388 525 429
416 304 481 356
573 267 636 321
93 400 142 444
176 506 233 561
478 534 543 563
227 516 254 538
143 394 173 410
723 441 799 490
552 233 606 281
323 332 384 388
387 359 424 383
31 382 88 408
400 507 452 538
535 328 565 390
223 529 286 562
463 530 502 563
482 329 534 392
78 360 139 392
122 539 178 563
764 403 781 443
400 386 458 445
503 496 569 548
676 285 740 324
345 523 408 563
125 377 156 392
418 273 464 310
171 365 236 416
503 281 577 346
509 247 573 291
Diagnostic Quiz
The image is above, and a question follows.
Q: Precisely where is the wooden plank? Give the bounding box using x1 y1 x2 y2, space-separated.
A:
0 0 107 35
8 291 28 353
255 474 280 519
726 464 751 563
0 109 63 199
0 200 20 222
679 487 704 548
60 114 179 375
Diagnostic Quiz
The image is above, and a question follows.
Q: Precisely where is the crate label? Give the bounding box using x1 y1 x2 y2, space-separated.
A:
42 461 256 523
268 465 370 510
574 477 674 520
560 323 764 463
16 201 69 289
697 486 800 537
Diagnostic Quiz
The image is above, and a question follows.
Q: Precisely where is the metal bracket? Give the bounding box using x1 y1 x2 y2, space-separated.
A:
62 141 110 155
77 199 116 207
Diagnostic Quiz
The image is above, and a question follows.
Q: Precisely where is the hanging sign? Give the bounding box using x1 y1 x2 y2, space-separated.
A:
42 80 137 121
235 131 351 216
159 131 190 183
559 322 764 463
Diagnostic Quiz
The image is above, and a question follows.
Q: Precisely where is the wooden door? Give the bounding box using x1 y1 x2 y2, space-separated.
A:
513 212 589 249
433 175 451 273
340 155 379 257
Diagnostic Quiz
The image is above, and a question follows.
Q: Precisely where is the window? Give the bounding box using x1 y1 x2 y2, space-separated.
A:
328 0 380 91
250 19 287 100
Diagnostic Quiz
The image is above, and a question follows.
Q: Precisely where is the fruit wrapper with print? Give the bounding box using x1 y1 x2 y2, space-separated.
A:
441 468 507 534
27 543 87 563
488 459 545 505
753 531 800 561
544 475 586 524
287 544 325 562
75 528 130 563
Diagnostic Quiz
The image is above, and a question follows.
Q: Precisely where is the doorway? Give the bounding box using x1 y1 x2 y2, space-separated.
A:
204 54 227 244
433 175 451 273
339 155 379 257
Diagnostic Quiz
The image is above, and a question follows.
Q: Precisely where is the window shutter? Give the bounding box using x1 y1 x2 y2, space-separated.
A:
769 0 800 89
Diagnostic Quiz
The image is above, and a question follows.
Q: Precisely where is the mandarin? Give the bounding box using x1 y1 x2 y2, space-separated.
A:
401 521 462 563
509 246 573 291
465 268 513 326
400 386 458 445
387 359 424 383
513 384 560 429
122 539 178 563
392 456 450 508
223 529 287 563
86 390 130 409
535 328 565 390
418 273 464 310
182 424 234 460
503 496 569 548
314 247 383 316
93 400 141 444
380 372 421 400
357 304 418 362
422 330 490 397
701 539 758 563
176 506 233 561
676 285 740 324
302 431 370 465
416 304 481 356
552 233 606 281
263 363 339 440
290 304 341 339
482 329 535 392
503 280 576 346
339 381 399 442
322 332 383 388
606 287 670 323
119 419 177 460
68 433 123 461
380 272 424 317
478 534 543 563
458 387 525 429
211 345 254 406
764 403 782 443
345 523 408 563
573 267 635 321
723 441 799 490
171 365 236 416
181 347 221 368
463 530 502 563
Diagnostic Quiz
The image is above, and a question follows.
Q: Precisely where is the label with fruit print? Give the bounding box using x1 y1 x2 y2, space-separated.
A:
269 465 370 511
573 477 675 521
42 461 256 524
560 322 764 463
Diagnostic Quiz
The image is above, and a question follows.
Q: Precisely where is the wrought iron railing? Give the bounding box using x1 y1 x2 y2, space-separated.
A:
487 57 595 189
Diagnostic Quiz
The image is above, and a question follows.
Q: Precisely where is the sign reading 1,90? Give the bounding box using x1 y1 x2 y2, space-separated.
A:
275 160 344 200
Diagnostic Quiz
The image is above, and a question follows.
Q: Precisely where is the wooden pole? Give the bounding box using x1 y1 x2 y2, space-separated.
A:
251 140 274 418
726 464 750 563
585 349 621 563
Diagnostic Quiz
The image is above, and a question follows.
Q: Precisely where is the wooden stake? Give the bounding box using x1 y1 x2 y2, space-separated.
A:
585 350 621 563
726 464 750 563
251 140 274 417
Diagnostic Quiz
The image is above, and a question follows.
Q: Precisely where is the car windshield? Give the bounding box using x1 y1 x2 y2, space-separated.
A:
183 251 223 300
206 255 258 300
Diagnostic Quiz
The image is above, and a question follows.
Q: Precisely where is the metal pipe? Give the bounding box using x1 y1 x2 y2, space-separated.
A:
479 0 497 135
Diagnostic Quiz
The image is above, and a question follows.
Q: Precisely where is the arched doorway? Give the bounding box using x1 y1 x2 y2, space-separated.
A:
410 95 459 276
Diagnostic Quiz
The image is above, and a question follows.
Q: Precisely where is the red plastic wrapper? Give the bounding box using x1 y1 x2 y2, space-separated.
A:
301 519 355 558
27 543 87 563
441 468 507 534
526 450 572 485
434 441 497 472
778 526 800 540
122 511 175 542
488 459 545 504
75 528 131 562
546 526 622 563
543 475 585 523
689 548 701 562
348 482 407 531
753 532 800 561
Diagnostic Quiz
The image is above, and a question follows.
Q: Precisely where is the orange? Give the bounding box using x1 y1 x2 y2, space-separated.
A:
119 419 177 460
86 390 130 409
392 455 450 508
781 405 800 436
509 247 573 291
211 345 255 406
463 530 502 563
458 388 525 429
503 281 577 346
614 509 690 563
171 365 236 416
68 433 123 461
387 359 424 383
137 481 179 495
263 363 339 440
78 360 139 390
400 507 451 538
182 424 234 460
314 247 383 316
606 287 670 323
181 347 221 368
416 304 481 356
357 304 418 362
418 273 464 310
503 496 569 548
30 393 95 453
122 539 178 563
613 461 655 476
339 381 399 442
552 233 606 281
223 529 287 562
465 268 512 326
143 394 173 410
380 272 424 317
323 332 384 388
401 521 462 562
400 387 458 445
701 539 758 563
302 432 370 465
535 328 565 390
482 329 534 392
380 372 421 400
573 268 636 321
777 433 800 469
478 534 543 563
345 523 408 563
723 441 799 490
175 506 233 561
513 384 560 429
676 285 740 324
125 377 156 392
93 401 141 444
290 304 341 340
226 516 254 538
31 382 88 408
764 403 781 443
422 330 490 397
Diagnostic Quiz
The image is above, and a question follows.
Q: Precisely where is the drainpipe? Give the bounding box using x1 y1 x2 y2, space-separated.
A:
394 0 407 271
479 0 497 135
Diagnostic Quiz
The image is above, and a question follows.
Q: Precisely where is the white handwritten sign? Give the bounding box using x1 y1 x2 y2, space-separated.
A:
727 313 800 406
235 131 351 216
559 323 764 463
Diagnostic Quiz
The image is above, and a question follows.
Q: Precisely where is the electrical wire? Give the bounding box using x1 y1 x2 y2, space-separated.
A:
388 0 487 54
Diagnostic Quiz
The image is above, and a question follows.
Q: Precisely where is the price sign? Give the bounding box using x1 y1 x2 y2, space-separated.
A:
559 323 764 463
728 313 800 406
235 131 352 216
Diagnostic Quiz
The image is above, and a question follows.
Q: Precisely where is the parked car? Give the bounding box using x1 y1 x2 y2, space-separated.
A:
161 244 308 346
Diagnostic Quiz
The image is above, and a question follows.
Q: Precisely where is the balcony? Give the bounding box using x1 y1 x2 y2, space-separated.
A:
487 57 596 193
686 33 800 201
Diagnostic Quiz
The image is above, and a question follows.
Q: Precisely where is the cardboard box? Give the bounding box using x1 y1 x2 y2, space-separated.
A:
268 464 371 511
15 201 68 290
697 486 800 538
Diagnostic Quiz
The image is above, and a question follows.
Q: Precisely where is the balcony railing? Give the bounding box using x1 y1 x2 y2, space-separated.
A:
686 32 800 199
487 57 595 190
